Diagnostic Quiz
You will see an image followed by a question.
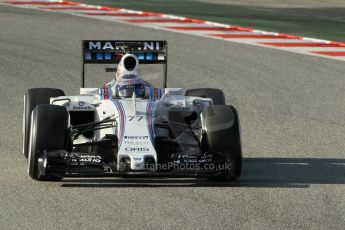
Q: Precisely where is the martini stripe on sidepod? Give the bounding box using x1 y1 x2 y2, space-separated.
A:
99 88 104 99
113 101 125 148
108 87 112 99
146 101 151 142
104 87 109 100
151 102 157 139
118 101 126 147
146 100 156 143
157 89 161 100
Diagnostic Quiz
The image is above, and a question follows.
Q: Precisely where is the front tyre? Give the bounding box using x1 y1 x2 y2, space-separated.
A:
23 88 65 158
28 105 69 181
201 105 242 181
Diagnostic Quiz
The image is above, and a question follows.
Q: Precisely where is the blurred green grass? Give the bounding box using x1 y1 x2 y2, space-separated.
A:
77 0 345 42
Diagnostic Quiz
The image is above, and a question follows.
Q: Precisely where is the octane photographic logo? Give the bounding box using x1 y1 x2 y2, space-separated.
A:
117 161 231 171
146 162 231 171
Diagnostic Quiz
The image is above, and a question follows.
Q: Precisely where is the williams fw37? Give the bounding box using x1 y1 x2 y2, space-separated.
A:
23 40 242 181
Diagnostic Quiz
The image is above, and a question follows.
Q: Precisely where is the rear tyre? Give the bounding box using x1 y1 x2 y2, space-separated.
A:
185 88 225 105
23 88 65 158
201 105 242 181
28 105 68 181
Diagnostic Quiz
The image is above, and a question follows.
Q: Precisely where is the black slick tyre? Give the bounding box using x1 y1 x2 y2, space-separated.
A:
23 88 65 158
27 104 68 181
201 105 242 181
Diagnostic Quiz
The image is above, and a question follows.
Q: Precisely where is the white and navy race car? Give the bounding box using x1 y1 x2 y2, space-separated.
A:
23 40 242 181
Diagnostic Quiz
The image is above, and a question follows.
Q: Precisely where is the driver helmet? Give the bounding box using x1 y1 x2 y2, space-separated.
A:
116 74 145 98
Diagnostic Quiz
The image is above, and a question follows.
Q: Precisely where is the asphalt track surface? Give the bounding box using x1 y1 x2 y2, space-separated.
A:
0 4 345 230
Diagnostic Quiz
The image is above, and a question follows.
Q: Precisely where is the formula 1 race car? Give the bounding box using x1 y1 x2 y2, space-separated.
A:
23 40 242 181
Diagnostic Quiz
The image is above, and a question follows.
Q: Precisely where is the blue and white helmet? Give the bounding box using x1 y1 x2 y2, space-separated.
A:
116 74 145 98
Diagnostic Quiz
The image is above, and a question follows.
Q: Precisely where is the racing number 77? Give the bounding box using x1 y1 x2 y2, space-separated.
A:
128 116 144 121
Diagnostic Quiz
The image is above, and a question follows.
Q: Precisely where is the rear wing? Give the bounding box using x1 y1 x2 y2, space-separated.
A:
81 40 168 88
